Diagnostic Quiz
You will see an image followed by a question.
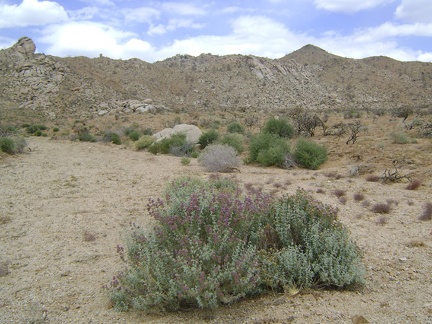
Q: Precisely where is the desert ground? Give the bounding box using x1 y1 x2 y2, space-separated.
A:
1 114 431 323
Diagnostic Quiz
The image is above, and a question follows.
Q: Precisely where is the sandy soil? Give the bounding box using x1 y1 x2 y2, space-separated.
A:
1 136 431 323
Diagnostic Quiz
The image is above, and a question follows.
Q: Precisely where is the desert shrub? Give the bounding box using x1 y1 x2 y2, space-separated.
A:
169 142 195 157
406 179 422 190
128 129 141 141
25 124 47 135
262 118 294 138
353 192 365 201
227 121 245 134
333 189 346 198
180 157 191 166
103 131 122 145
135 135 154 151
391 131 415 144
219 133 244 153
365 175 380 182
419 202 432 221
111 179 364 312
148 134 187 155
199 144 241 172
371 203 391 214
78 129 97 142
248 133 290 167
0 136 27 154
0 125 18 135
294 138 327 170
198 130 219 148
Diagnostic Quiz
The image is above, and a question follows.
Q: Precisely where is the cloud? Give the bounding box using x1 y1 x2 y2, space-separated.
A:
80 0 114 6
314 0 394 13
39 21 154 59
161 2 206 15
395 0 432 23
122 7 160 24
148 18 204 35
155 16 311 59
0 0 68 28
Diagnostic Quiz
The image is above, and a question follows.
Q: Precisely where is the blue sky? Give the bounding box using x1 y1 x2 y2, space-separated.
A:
1 0 432 62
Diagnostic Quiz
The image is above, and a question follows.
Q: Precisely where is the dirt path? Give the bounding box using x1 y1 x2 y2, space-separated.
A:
1 137 431 323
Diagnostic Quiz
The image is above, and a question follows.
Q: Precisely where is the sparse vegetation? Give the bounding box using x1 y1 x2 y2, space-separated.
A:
77 128 97 142
110 177 364 312
391 131 415 144
366 175 380 182
353 192 365 201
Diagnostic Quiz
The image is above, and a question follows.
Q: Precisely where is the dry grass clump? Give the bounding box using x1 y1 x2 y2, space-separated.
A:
333 189 346 197
353 192 365 201
83 230 96 242
371 203 391 214
366 175 380 182
419 202 432 221
376 216 389 225
316 188 325 194
406 179 422 190
406 240 426 248
339 197 347 205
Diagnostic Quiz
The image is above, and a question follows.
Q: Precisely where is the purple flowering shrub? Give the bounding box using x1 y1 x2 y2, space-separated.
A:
111 177 364 312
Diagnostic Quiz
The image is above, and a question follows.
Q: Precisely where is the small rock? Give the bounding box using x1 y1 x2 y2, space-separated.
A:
351 315 369 324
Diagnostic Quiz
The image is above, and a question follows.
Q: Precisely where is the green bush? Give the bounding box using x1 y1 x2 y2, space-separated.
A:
0 136 26 154
26 124 47 135
390 131 415 144
110 178 364 312
248 133 290 167
198 130 219 148
103 131 122 145
148 133 188 155
294 138 327 170
135 135 154 150
227 122 245 134
219 133 244 153
262 118 294 138
78 129 97 142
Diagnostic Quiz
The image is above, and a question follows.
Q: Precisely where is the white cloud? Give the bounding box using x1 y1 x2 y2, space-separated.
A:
39 21 154 59
314 0 394 13
148 18 204 35
0 0 68 28
68 7 100 20
161 2 206 15
395 0 432 23
122 7 160 24
80 0 114 6
155 16 310 59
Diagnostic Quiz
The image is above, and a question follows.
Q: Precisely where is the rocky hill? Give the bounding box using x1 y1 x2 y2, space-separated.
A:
1 37 431 123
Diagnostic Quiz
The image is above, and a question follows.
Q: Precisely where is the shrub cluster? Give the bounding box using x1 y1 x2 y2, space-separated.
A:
24 124 48 136
198 130 219 148
135 135 154 151
110 177 364 312
103 131 122 145
148 133 193 156
227 122 245 134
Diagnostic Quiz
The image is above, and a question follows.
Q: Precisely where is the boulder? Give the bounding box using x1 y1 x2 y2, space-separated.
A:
154 124 202 144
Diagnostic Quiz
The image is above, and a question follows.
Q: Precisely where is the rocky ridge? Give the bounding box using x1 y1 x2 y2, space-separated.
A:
1 37 432 123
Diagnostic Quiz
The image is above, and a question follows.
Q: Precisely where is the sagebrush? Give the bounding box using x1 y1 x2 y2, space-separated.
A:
110 176 364 312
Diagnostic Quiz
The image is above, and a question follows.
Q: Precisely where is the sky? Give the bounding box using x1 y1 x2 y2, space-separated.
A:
1 0 432 63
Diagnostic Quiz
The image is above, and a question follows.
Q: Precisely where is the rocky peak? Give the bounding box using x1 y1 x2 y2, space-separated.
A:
13 37 36 57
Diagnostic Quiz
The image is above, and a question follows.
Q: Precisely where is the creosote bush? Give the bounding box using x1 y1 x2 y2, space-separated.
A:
227 121 245 134
110 177 364 312
262 117 294 138
103 131 122 145
248 133 290 167
198 129 219 148
0 136 27 154
135 135 154 151
294 138 327 170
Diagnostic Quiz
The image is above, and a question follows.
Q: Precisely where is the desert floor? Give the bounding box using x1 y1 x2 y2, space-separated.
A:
1 134 431 323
